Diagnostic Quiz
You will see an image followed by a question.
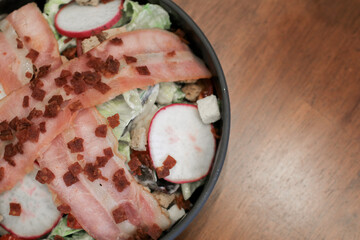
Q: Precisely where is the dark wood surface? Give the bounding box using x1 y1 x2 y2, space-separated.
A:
174 0 360 239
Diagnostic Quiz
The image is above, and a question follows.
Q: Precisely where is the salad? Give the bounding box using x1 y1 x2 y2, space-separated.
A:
0 0 222 239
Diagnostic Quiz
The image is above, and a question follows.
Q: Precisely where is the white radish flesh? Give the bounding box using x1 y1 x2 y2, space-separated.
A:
0 170 61 239
55 0 123 38
148 104 215 183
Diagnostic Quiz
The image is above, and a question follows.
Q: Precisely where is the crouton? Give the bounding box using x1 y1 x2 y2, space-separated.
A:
196 94 221 124
75 0 100 6
182 82 203 102
152 191 176 209
130 127 147 151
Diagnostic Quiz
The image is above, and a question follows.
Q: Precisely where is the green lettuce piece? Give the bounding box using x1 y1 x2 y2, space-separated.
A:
58 35 76 53
156 82 185 105
43 0 72 39
181 178 206 200
65 231 94 240
123 0 171 31
48 216 82 238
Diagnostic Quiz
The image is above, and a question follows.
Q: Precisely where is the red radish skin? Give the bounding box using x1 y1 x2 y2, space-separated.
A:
148 104 216 184
55 0 124 38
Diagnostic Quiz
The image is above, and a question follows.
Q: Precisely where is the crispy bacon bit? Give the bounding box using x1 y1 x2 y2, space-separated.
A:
105 55 120 75
128 156 141 175
61 70 72 78
25 49 39 63
107 114 120 128
35 168 55 184
9 203 21 216
57 204 71 214
43 102 60 118
67 137 84 153
0 167 4 182
27 108 43 120
48 95 64 106
112 205 127 224
112 168 130 192
155 166 169 179
31 87 46 101
29 78 44 90
69 162 83 176
163 155 177 169
95 156 109 168
198 79 214 99
16 38 23 49
147 224 163 240
110 37 123 45
22 96 29 108
86 56 105 72
103 147 113 158
63 171 79 186
37 65 51 78
167 50 176 57
16 118 32 131
55 77 67 87
54 236 64 240
69 100 83 112
0 120 13 141
70 72 87 94
24 36 31 42
16 129 28 144
63 84 73 95
62 47 77 60
83 71 101 86
131 150 153 169
9 117 19 131
4 143 16 166
25 72 32 78
175 194 191 210
124 55 137 64
67 213 82 229
77 154 84 160
94 81 111 94
84 163 106 182
95 124 107 137
136 66 151 76
15 142 23 154
28 125 40 142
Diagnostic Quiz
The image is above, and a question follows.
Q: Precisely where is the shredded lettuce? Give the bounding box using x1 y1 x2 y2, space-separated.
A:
156 82 185 105
43 0 72 39
181 178 206 200
47 216 83 239
123 0 171 31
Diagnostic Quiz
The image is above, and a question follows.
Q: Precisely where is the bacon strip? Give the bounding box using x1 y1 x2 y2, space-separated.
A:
0 28 211 193
38 108 170 240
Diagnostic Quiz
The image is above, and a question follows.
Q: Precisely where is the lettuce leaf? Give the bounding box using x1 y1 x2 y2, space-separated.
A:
181 178 206 200
47 216 82 238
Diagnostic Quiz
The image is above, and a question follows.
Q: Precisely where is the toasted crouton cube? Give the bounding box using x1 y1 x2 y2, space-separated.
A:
130 127 147 151
152 191 176 209
182 83 203 102
197 94 221 124
75 0 100 6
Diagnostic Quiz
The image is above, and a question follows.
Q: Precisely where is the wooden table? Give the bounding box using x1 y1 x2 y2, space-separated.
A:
174 0 360 239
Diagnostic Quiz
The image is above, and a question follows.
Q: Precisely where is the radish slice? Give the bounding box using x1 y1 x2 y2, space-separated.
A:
55 0 123 38
148 104 215 183
0 170 61 239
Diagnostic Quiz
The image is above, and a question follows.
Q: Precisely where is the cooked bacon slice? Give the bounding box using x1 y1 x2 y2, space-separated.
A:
0 28 211 193
37 109 171 240
0 3 61 94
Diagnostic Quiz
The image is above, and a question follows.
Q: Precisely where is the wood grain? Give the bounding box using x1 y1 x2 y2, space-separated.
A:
173 0 360 239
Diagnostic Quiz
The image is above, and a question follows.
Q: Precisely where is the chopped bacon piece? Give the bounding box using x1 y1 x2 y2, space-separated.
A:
0 167 4 182
55 76 67 87
48 95 64 106
24 36 31 42
63 84 73 95
31 87 46 101
94 81 111 94
175 194 191 210
67 213 82 229
163 155 177 169
25 72 32 78
136 66 151 75
61 69 72 78
69 162 82 176
128 156 141 175
155 166 169 179
131 150 153 169
70 72 87 94
112 205 127 224
124 55 137 64
107 113 120 129
57 204 71 214
16 38 23 49
15 142 23 154
84 163 105 182
37 65 51 78
103 147 113 158
83 71 101 86
95 124 107 137
43 102 60 118
29 78 44 90
67 137 84 153
63 171 79 186
0 120 13 141
62 47 77 60
9 117 19 131
54 235 65 240
86 56 105 73
16 118 32 131
69 100 83 112
77 154 84 160
4 143 17 166
27 108 43 120
25 49 39 63
16 129 28 144
95 156 109 168
112 168 130 192
104 55 120 75
35 167 55 184
9 203 21 216
110 37 123 45
147 224 163 240
167 50 176 57
22 96 29 108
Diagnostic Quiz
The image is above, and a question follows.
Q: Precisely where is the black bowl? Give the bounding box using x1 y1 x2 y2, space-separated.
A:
0 0 230 239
